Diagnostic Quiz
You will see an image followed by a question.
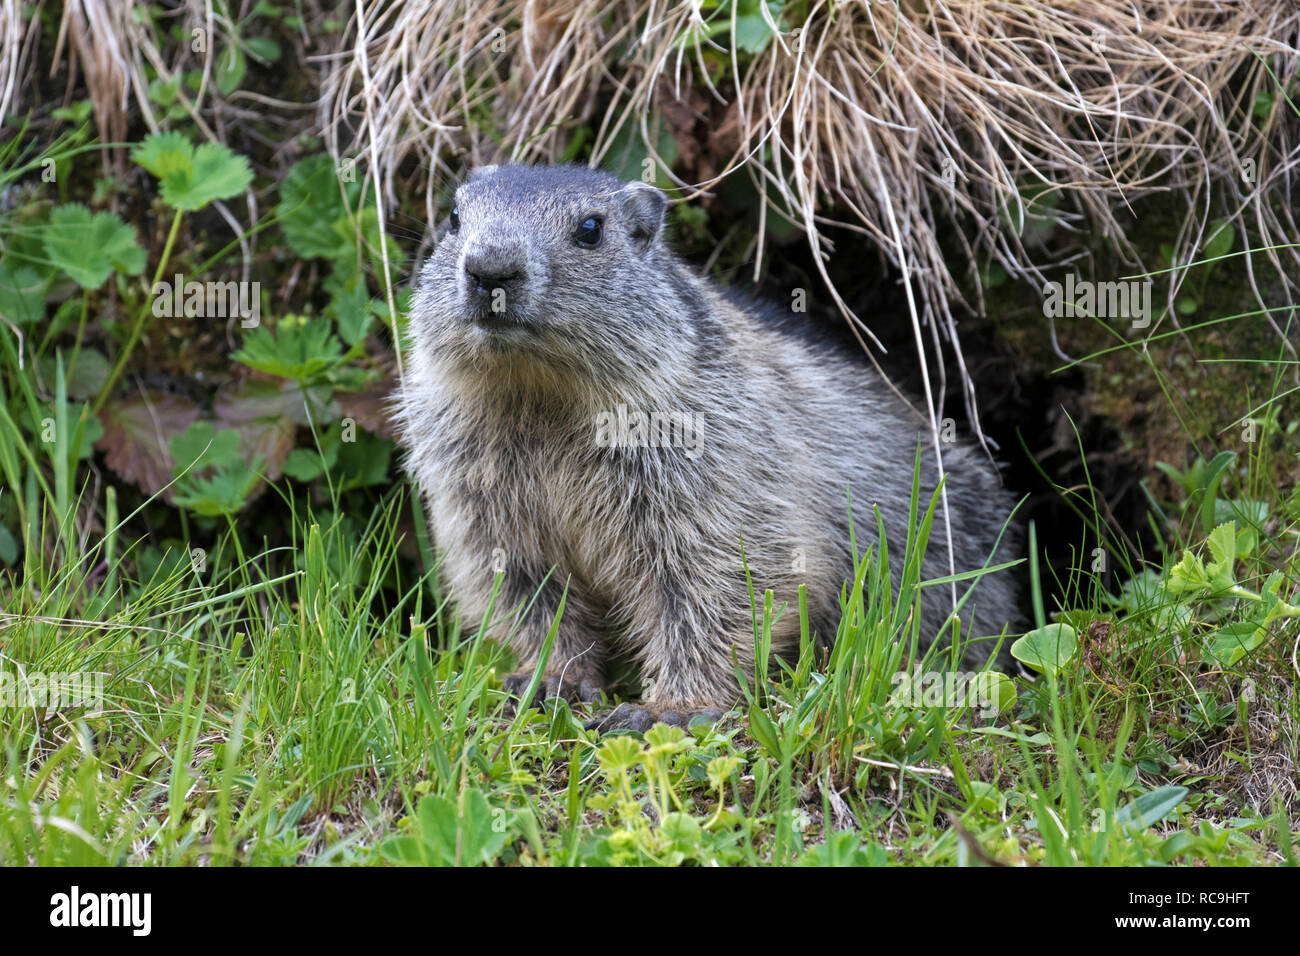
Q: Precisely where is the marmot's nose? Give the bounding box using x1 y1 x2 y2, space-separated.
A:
463 249 526 298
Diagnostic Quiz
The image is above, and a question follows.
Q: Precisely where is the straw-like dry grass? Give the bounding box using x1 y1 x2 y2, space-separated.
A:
320 0 1300 433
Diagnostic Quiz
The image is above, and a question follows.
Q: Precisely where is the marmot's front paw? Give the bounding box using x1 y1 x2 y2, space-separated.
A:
502 671 606 712
584 702 725 734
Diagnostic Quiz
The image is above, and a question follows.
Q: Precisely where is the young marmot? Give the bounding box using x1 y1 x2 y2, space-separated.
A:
397 164 1021 731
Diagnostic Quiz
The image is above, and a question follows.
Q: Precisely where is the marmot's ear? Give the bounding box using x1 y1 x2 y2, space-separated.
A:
620 181 667 251
467 164 499 182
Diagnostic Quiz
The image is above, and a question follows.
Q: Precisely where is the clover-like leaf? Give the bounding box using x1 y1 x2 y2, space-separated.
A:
596 736 643 777
132 132 253 211
41 205 145 289
706 755 740 790
643 722 689 760
1010 623 1077 676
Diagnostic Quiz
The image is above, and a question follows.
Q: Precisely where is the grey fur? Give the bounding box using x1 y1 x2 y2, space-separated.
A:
396 164 1022 719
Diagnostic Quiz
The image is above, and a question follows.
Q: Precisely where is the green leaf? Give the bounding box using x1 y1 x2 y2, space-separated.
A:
38 348 110 401
1204 521 1238 592
1203 220 1235 262
148 75 181 107
1166 551 1210 595
1206 521 1235 568
53 99 93 124
278 154 360 261
244 36 282 62
282 445 333 483
328 272 373 345
132 133 253 211
705 755 740 789
596 736 643 776
380 791 508 866
747 702 781 754
232 316 343 382
1208 620 1270 667
169 421 244 476
975 671 1017 716
333 431 391 491
1010 623 1077 676
661 813 702 855
216 41 246 95
132 131 196 181
1197 451 1236 534
797 830 883 866
1113 785 1188 831
733 0 782 54
42 205 145 288
172 456 263 516
0 261 45 325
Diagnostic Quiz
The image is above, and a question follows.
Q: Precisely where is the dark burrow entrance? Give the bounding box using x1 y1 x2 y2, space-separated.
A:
731 221 1161 619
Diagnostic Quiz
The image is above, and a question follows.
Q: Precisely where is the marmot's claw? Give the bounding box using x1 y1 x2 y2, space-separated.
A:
585 703 725 734
502 671 605 713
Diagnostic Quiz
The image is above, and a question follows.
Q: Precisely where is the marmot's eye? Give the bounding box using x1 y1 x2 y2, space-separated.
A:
449 206 460 234
574 216 603 248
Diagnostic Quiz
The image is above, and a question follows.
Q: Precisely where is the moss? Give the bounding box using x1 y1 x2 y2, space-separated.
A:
977 192 1298 503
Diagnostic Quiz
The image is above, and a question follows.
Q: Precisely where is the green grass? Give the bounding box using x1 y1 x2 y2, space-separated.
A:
1 77 1297 867
2 401 1296 865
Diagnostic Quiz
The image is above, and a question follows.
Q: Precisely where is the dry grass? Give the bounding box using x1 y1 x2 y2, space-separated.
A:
320 0 1300 437
50 1 232 163
17 2 1300 431
0 0 29 126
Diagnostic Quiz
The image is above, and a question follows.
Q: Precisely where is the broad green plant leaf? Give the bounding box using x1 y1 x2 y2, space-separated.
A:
0 261 46 324
1208 620 1270 667
1010 623 1077 675
379 791 508 867
232 315 343 382
169 422 244 475
132 132 253 211
42 205 145 288
1113 785 1188 831
172 457 263 516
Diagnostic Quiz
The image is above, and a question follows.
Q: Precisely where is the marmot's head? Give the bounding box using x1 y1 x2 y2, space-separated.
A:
411 164 673 370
